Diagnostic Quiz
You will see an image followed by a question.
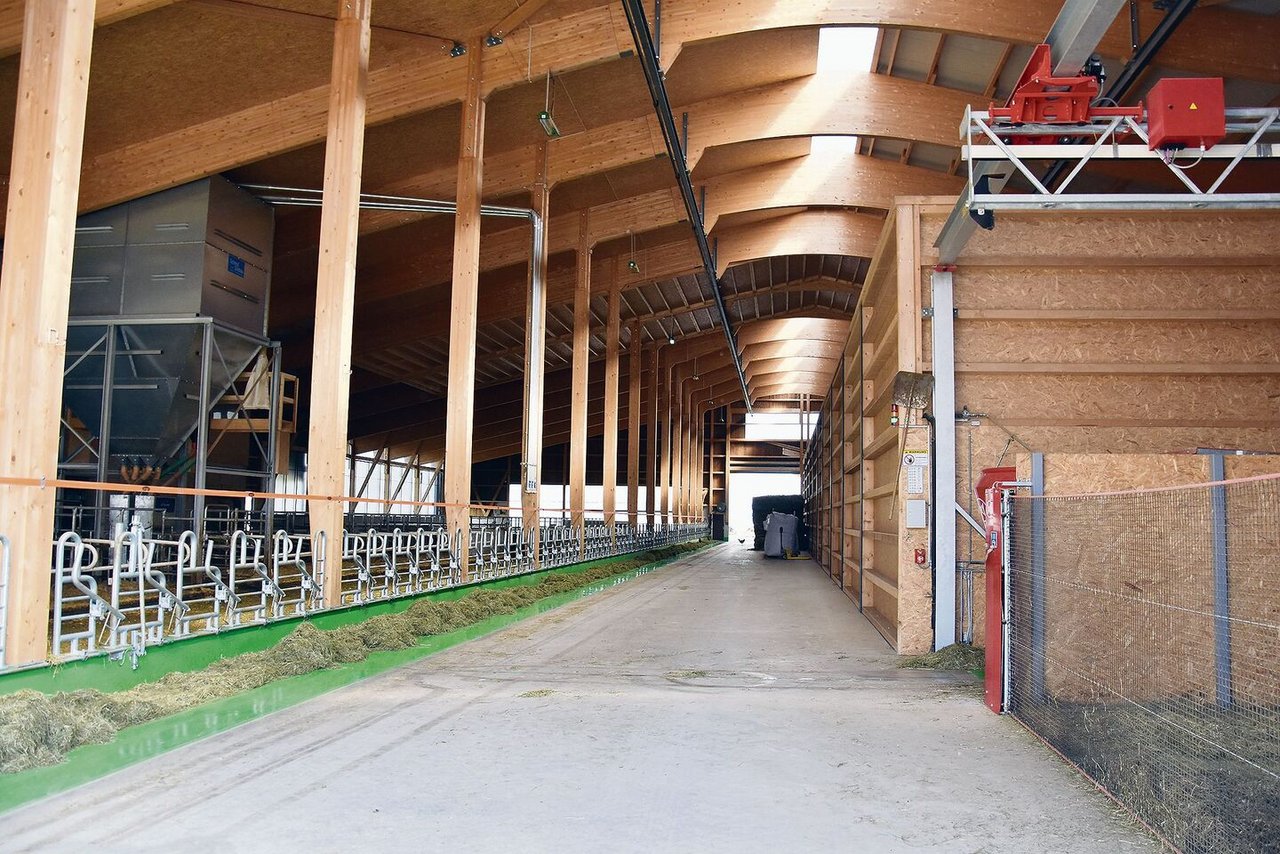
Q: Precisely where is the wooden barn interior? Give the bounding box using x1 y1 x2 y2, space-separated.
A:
0 2 1276 850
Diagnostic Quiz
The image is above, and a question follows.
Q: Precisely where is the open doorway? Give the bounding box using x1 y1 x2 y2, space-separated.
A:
727 472 801 546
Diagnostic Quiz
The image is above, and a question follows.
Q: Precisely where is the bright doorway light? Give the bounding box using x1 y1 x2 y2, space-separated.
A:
727 472 802 545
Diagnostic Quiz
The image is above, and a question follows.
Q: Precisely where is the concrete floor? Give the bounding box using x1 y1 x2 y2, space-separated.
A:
2 545 1158 853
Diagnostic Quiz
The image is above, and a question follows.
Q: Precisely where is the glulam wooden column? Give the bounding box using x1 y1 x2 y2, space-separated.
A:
308 0 372 607
659 355 672 523
683 385 696 522
0 0 97 665
568 211 591 546
627 321 642 528
443 38 486 580
601 279 621 535
646 344 659 527
672 368 685 522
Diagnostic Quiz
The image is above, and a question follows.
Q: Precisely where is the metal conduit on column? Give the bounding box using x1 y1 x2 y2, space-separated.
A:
665 355 675 527
522 142 552 558
647 345 660 527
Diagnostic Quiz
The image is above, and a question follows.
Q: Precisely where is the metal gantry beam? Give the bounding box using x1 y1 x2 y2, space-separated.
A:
1041 0 1201 189
621 0 751 411
934 0 1129 263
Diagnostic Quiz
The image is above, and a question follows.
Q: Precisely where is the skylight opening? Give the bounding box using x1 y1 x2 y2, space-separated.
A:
816 26 877 74
811 135 860 155
813 27 877 158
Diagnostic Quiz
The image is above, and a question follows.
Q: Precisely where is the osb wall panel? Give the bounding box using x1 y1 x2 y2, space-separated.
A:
955 321 1280 365
961 434 1280 650
955 375 1279 429
897 426 933 655
868 203 1280 657
938 267 1280 311
921 211 1280 266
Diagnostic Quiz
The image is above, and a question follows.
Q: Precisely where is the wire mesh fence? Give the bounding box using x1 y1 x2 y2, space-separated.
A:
1006 474 1279 854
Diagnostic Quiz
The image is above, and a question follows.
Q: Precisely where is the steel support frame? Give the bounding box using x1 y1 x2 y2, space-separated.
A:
930 271 958 650
960 107 1280 212
57 316 277 538
1029 452 1047 704
1204 452 1235 709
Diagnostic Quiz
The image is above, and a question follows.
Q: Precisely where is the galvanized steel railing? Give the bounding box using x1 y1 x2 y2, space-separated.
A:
36 517 705 665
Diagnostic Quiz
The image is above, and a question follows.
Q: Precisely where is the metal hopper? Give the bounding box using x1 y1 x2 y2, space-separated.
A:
60 177 275 473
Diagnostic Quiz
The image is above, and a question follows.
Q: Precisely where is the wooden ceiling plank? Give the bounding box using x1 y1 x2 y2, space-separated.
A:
0 0 176 59
487 0 554 39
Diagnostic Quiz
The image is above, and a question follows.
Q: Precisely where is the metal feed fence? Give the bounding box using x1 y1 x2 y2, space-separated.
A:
1006 475 1279 854
12 515 707 670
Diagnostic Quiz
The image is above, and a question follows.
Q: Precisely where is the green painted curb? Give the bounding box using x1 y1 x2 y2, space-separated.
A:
0 543 711 813
2 549 667 697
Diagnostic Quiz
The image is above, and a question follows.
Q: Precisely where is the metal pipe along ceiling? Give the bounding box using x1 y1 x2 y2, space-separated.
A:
243 184 545 480
619 0 753 412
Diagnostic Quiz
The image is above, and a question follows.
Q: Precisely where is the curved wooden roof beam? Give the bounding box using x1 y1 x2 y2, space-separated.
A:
702 152 963 232
347 154 954 309
734 316 850 348
713 209 882 275
335 71 970 244
71 1 1278 214
683 72 970 171
658 0 1278 82
329 217 861 356
745 356 840 381
740 339 846 363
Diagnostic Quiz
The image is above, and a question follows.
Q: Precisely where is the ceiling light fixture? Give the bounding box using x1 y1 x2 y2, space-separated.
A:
538 72 561 138
485 34 503 47
449 42 467 58
627 231 639 273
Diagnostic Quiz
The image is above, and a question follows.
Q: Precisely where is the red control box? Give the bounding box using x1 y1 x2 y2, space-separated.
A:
1147 77 1226 151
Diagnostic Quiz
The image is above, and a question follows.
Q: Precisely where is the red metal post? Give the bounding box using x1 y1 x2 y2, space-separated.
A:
976 465 1018 714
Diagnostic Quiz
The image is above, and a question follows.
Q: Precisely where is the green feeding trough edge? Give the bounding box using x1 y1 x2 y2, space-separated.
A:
0 544 710 813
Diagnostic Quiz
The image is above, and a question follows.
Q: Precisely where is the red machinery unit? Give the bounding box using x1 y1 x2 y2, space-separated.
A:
976 465 1018 714
990 44 1143 142
1146 77 1226 151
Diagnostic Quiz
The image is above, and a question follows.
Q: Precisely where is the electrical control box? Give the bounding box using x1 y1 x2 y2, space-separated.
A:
1146 77 1226 151
905 499 928 530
